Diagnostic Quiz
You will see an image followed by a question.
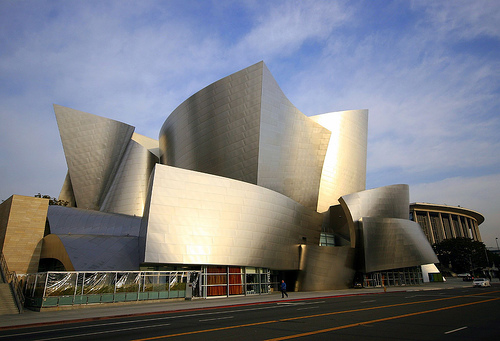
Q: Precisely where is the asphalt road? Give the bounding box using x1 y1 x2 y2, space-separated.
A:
1 286 499 340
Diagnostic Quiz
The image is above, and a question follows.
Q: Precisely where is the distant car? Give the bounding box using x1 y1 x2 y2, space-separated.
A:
472 278 491 287
458 273 474 281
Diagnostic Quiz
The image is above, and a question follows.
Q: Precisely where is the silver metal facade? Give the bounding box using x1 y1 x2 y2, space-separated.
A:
139 164 323 270
258 64 331 210
339 185 439 272
298 245 356 291
46 206 142 270
159 61 332 210
47 205 141 237
310 110 368 212
39 62 442 291
100 136 159 216
360 217 438 273
56 235 140 271
54 105 135 211
159 62 263 185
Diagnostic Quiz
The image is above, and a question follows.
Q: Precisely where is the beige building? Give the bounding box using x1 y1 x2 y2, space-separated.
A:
0 195 48 275
410 202 484 245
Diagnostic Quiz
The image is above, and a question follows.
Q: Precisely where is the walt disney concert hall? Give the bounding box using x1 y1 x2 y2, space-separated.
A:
1 62 439 302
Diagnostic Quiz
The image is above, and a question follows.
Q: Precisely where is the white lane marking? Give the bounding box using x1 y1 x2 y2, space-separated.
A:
0 317 172 338
4 299 327 339
444 326 468 334
1 303 290 338
297 306 319 311
199 316 234 322
360 300 376 303
35 323 171 341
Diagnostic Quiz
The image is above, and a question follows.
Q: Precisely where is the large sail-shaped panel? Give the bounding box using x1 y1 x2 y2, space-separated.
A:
54 105 134 210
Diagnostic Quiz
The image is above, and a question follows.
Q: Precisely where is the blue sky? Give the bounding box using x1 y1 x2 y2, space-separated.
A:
1 0 499 247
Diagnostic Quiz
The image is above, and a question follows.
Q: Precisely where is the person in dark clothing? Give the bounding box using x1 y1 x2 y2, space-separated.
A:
281 280 288 298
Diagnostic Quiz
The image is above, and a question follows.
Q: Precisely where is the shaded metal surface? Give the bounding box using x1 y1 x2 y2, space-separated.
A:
159 62 262 185
159 61 331 210
56 234 139 271
359 217 439 273
339 184 439 273
58 172 76 208
140 164 323 270
298 245 356 291
100 138 158 216
340 184 410 247
47 206 141 237
54 104 135 210
45 206 141 271
310 110 368 212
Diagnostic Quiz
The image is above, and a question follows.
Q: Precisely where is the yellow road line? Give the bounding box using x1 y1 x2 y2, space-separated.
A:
266 296 500 340
132 290 500 341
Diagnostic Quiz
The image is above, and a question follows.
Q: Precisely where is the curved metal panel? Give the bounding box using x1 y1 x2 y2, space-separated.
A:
47 205 141 237
159 62 263 185
140 164 323 270
258 64 330 210
340 184 410 222
159 62 331 210
298 245 356 291
310 110 368 212
339 184 411 248
360 217 439 272
54 104 135 210
100 139 158 216
40 234 75 271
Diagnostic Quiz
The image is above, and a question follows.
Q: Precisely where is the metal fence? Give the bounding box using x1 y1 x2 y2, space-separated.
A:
0 252 24 312
24 271 200 309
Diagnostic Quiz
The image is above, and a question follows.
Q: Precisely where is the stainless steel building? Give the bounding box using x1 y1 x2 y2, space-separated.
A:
1 62 440 296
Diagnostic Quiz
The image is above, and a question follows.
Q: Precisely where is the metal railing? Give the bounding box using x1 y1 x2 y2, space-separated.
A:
0 252 24 313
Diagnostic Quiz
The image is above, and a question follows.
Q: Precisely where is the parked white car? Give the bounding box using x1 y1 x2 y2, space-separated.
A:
472 278 491 287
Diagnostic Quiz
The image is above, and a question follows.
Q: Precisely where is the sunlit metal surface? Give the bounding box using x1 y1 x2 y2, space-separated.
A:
54 104 135 210
42 63 438 287
360 217 438 273
140 164 323 270
310 110 368 212
159 61 331 210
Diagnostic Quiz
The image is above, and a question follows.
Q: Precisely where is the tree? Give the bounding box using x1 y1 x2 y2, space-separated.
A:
433 237 490 275
34 193 69 207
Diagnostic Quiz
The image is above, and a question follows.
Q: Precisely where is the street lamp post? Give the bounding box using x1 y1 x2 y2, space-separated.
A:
496 237 499 251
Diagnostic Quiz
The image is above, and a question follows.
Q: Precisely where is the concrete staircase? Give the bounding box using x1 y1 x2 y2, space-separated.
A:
0 279 19 315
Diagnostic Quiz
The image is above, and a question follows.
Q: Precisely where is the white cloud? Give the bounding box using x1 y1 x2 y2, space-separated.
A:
414 0 500 39
231 0 351 62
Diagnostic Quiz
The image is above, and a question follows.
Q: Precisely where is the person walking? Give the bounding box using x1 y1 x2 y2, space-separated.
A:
281 280 288 298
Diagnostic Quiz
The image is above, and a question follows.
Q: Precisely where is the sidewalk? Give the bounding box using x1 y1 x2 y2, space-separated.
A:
0 278 475 329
